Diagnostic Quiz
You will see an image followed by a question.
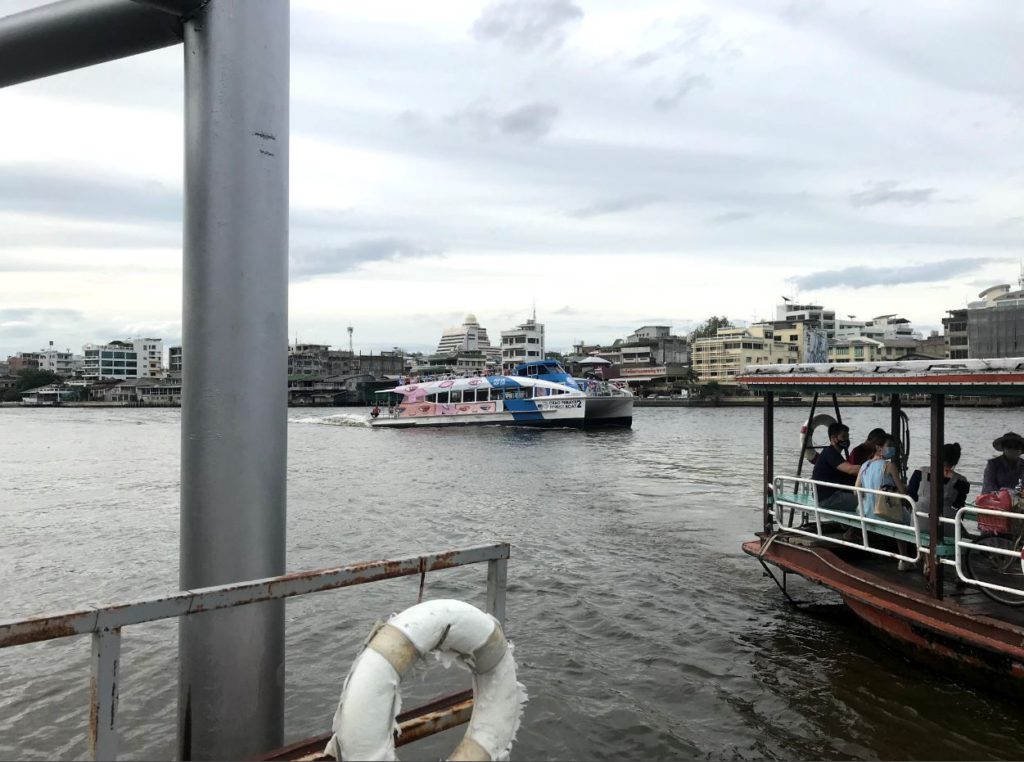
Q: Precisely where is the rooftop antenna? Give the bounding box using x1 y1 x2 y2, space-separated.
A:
1018 260 1023 290
347 325 353 355
532 297 536 322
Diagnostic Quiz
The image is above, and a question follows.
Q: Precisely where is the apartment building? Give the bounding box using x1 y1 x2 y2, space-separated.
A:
692 325 798 382
942 309 968 359
500 315 544 373
966 284 1024 358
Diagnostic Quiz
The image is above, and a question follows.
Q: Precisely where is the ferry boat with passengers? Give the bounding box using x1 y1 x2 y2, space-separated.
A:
739 358 1024 691
370 374 587 428
511 359 634 428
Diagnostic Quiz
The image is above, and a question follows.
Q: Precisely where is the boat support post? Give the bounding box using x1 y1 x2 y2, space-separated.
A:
928 394 945 599
763 391 774 533
0 1 289 758
178 2 290 759
890 394 902 474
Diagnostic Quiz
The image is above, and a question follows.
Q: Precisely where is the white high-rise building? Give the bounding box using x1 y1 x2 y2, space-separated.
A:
500 314 545 373
435 314 499 365
82 337 164 380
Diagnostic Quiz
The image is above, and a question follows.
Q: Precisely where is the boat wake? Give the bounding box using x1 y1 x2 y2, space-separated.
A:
289 413 370 427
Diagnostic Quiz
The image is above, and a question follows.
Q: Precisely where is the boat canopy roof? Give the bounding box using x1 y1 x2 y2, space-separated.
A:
376 374 580 396
736 358 1024 397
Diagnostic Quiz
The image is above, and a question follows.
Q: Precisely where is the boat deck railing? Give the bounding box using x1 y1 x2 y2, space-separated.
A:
773 476 1024 601
772 476 922 564
0 542 510 761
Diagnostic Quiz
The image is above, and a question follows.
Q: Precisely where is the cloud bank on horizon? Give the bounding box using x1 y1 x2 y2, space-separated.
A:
0 0 1022 357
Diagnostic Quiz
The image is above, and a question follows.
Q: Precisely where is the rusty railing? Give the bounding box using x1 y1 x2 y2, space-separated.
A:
0 542 510 760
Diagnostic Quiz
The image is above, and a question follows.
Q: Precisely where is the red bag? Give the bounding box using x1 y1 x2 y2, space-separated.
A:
976 489 1014 533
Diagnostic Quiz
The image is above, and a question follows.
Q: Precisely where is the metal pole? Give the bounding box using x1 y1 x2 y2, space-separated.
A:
0 0 187 88
178 2 289 759
929 393 945 599
764 391 774 533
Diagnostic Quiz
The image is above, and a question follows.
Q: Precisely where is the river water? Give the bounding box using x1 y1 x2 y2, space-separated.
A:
2 405 1024 760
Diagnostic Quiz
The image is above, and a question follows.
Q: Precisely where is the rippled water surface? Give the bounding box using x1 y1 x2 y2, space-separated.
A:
3 405 1024 760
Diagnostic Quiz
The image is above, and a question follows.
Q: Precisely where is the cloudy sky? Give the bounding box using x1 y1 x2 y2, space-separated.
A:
1 0 1022 358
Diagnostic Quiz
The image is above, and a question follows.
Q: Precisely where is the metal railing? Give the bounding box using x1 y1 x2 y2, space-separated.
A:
772 475 921 563
954 505 1024 599
0 542 510 761
773 477 1024 601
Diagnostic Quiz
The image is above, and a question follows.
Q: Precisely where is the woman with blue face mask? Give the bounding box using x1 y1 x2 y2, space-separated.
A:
855 435 908 522
856 434 913 569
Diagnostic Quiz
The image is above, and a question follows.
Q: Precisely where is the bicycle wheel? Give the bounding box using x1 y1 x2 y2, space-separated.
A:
963 533 1024 606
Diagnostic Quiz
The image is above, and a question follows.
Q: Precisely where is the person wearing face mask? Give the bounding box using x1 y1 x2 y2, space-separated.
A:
855 435 906 521
856 435 912 568
982 432 1024 494
811 422 861 511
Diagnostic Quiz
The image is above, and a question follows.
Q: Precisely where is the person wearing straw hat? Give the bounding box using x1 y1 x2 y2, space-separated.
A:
982 432 1024 494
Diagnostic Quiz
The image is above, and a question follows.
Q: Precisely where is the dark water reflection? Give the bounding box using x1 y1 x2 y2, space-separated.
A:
2 405 1024 759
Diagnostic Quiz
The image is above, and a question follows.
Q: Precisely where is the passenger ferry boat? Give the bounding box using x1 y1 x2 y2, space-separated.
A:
370 374 587 428
511 359 634 428
738 358 1024 691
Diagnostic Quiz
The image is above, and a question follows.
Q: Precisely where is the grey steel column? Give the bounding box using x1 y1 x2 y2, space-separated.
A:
178 2 289 759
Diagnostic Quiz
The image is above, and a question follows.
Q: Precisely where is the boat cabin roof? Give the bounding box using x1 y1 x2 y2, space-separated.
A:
378 374 579 396
737 358 1024 396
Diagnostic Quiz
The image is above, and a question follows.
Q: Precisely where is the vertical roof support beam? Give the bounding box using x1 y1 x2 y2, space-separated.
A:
178 1 289 759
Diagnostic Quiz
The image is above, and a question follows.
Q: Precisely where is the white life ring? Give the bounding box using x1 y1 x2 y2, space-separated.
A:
325 599 526 762
800 413 837 464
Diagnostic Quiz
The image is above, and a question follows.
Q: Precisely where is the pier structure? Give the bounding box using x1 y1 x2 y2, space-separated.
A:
0 1 290 759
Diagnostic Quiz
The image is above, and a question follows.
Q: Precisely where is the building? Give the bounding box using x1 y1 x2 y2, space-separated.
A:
82 338 163 381
436 314 500 366
691 325 799 382
942 309 968 359
82 340 140 380
411 352 489 378
500 315 545 372
9 344 82 376
829 336 937 363
134 338 164 377
169 345 183 376
755 321 828 363
966 284 1024 359
288 343 403 380
775 302 836 341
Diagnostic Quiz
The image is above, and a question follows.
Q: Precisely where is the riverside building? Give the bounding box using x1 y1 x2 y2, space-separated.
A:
500 314 544 373
691 325 798 383
82 337 164 381
436 314 500 366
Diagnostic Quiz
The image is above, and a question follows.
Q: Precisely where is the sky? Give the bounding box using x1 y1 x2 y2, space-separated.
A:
1 0 1022 358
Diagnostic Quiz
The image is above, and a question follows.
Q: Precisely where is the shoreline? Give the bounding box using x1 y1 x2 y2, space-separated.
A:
3 397 1020 410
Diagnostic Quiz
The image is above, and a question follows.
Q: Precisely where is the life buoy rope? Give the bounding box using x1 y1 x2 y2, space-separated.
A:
325 599 526 761
800 413 837 464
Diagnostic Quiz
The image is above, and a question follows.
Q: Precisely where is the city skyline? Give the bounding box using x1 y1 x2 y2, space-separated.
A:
1 0 1021 359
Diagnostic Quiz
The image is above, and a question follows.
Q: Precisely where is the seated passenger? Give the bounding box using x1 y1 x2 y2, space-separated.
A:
811 423 861 511
848 428 888 466
982 432 1024 494
908 442 970 530
855 435 906 521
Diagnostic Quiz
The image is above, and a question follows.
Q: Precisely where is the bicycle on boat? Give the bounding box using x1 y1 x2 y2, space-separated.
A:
960 488 1024 607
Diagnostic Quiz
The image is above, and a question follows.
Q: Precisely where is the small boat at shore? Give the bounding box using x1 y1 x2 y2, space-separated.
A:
370 374 587 428
511 359 633 428
739 358 1024 693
